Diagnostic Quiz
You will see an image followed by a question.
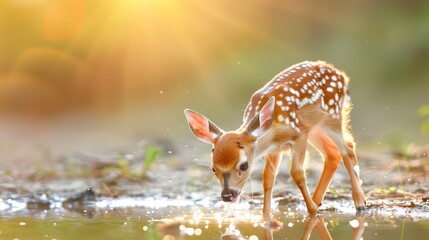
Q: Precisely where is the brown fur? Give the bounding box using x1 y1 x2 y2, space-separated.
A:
185 61 366 218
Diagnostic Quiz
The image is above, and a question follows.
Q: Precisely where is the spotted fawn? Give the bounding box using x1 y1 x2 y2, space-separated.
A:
184 61 366 220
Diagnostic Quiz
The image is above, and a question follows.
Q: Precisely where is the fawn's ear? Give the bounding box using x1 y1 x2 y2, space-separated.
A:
246 96 275 139
184 109 223 144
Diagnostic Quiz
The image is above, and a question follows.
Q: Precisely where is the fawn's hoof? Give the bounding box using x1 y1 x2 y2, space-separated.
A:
307 202 320 215
356 206 366 213
308 206 320 216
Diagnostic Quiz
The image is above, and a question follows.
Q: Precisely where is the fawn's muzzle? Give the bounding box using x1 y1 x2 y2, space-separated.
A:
220 172 240 202
221 188 239 202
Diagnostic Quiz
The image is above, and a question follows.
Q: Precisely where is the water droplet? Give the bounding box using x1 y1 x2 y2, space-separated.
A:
179 225 186 231
349 219 360 228
195 228 202 236
162 235 175 240
185 228 195 235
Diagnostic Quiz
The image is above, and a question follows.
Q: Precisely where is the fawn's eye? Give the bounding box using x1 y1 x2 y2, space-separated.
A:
239 162 249 171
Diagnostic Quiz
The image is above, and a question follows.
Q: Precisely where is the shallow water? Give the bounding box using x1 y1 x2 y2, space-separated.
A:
1 145 428 240
1 195 428 240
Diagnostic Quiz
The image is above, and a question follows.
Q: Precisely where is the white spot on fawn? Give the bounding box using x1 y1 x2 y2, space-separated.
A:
353 165 360 177
353 165 363 186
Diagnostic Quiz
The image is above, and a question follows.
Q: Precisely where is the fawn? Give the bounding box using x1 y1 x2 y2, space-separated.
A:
184 61 366 220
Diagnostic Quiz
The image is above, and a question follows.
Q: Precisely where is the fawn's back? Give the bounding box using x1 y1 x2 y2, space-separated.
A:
242 61 350 138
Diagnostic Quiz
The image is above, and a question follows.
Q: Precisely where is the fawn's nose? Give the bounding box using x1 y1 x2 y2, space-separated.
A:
221 188 238 202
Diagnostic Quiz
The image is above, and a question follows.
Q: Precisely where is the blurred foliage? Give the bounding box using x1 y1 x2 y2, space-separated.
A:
329 182 346 196
117 158 130 176
103 146 162 178
418 104 429 135
142 145 162 177
329 188 343 196
373 186 400 195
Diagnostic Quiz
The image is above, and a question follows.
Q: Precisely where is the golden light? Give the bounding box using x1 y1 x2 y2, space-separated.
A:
43 0 85 40
0 0 279 122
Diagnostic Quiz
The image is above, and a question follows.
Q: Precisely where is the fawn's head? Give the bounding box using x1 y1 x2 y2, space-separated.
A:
184 97 275 203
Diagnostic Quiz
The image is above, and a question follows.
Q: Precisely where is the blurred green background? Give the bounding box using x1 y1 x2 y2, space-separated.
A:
0 0 428 151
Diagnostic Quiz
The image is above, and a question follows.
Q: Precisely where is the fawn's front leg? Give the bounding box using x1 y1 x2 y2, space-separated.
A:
262 152 282 222
290 135 319 215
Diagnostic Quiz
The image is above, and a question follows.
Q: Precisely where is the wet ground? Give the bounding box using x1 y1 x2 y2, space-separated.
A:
1 185 428 240
0 140 428 240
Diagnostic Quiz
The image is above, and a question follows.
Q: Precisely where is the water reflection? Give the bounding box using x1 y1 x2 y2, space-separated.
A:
1 207 428 240
350 215 366 240
4 193 428 240
299 216 332 240
261 214 366 240
153 210 368 240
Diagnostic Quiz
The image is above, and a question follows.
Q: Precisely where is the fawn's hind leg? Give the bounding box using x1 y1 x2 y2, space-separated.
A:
324 123 366 212
308 127 342 207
